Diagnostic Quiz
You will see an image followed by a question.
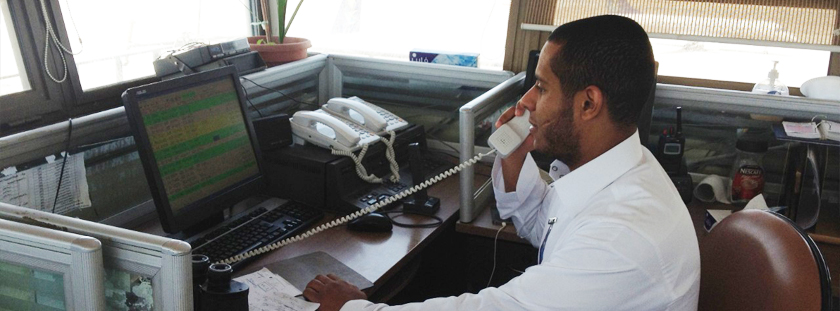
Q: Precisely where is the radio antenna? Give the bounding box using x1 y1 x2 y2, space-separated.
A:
676 106 683 135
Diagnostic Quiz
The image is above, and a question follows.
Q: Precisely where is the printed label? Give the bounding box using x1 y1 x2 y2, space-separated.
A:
732 165 764 201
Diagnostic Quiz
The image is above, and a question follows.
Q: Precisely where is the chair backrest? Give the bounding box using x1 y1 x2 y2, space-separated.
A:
699 210 832 311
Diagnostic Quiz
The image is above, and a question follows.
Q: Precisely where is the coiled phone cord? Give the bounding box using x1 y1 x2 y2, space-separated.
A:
379 131 400 183
332 144 383 183
330 131 400 184
218 148 497 266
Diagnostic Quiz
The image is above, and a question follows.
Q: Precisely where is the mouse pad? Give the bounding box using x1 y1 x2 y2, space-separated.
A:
264 251 373 293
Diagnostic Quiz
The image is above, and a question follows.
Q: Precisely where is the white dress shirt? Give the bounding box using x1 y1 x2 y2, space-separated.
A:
342 131 700 311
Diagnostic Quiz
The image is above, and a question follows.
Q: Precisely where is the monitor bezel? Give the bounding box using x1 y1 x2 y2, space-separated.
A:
122 66 267 234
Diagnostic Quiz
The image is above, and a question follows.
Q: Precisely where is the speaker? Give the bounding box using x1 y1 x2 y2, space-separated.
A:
252 114 292 151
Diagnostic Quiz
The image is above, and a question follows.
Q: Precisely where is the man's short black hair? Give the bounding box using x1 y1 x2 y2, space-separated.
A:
548 15 655 128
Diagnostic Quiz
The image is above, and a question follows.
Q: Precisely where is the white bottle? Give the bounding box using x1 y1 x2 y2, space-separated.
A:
752 61 789 95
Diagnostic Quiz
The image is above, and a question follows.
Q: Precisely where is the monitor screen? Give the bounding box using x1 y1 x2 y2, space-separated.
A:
0 201 194 311
0 218 105 310
123 66 265 233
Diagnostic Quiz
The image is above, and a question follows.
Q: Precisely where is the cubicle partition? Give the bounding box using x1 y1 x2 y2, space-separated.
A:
0 54 514 228
0 202 192 311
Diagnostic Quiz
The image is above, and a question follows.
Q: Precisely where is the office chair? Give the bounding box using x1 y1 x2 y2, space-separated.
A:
698 209 832 311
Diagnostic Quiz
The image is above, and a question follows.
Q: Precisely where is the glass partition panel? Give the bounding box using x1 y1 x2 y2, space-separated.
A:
333 56 514 144
651 98 839 216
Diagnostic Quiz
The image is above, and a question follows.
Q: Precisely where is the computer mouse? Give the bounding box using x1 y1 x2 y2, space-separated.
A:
347 213 393 232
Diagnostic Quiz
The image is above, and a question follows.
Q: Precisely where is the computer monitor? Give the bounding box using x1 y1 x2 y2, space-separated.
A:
0 218 105 311
0 202 193 311
122 66 266 234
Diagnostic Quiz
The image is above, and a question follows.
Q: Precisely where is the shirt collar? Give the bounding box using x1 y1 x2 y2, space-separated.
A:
550 130 644 217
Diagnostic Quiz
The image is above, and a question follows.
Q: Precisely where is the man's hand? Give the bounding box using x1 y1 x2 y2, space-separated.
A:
303 274 367 311
495 104 535 192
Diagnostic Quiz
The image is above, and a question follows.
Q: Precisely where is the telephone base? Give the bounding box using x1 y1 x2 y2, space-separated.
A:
402 196 440 216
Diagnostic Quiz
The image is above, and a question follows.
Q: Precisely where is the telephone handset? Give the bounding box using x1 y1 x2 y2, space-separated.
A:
291 108 394 183
323 98 388 134
322 97 408 183
488 110 531 158
290 110 380 152
346 96 410 133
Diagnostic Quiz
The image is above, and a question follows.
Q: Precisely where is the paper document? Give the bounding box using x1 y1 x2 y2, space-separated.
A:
234 268 318 311
0 155 91 214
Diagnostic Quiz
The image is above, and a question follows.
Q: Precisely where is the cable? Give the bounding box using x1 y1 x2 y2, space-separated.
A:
331 144 385 183
240 76 316 109
330 131 401 184
39 0 82 83
381 210 443 228
52 118 73 214
379 131 400 183
240 84 264 118
486 222 506 287
218 148 498 265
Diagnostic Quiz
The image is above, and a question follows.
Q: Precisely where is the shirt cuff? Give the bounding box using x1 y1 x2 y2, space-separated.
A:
492 153 539 218
340 299 377 311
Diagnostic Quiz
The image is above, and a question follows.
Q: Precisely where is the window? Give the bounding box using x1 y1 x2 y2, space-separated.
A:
0 0 257 136
57 0 253 91
0 1 29 96
509 0 840 90
651 38 831 88
288 0 511 70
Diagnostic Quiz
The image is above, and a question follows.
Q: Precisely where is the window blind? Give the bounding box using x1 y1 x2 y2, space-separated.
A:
553 0 840 47
505 0 840 72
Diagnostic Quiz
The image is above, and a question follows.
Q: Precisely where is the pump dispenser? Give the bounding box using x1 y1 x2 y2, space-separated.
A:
752 61 789 95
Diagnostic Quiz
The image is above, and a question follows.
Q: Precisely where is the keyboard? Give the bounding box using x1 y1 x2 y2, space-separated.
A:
190 200 323 269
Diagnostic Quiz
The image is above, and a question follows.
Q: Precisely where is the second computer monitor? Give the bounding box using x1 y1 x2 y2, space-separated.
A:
122 66 266 234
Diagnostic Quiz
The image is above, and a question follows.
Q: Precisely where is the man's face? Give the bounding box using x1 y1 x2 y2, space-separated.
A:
521 42 581 165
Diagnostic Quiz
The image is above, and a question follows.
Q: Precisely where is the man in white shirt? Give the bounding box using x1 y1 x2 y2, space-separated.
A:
303 15 700 311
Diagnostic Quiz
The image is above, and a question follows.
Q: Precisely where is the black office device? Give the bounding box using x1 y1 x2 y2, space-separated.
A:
656 106 685 175
263 124 450 215
522 50 540 95
122 66 322 267
402 143 440 215
253 114 293 151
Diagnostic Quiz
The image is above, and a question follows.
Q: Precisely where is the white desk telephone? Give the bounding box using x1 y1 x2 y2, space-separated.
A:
219 105 530 266
290 110 380 152
290 97 409 151
291 97 411 183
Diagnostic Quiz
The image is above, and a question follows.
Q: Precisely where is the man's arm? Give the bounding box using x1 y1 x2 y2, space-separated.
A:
304 274 366 311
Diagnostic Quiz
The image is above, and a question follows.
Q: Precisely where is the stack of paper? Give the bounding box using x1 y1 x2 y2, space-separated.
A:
234 268 319 311
782 120 840 141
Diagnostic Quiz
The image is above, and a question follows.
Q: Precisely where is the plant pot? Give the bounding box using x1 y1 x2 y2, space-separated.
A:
247 36 312 67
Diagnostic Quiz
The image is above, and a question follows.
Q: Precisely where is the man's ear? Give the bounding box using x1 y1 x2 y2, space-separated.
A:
578 85 604 121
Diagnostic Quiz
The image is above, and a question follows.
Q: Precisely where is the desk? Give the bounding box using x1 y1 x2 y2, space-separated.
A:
134 171 484 301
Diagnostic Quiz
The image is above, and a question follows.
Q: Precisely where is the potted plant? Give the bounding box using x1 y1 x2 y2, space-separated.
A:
248 0 311 67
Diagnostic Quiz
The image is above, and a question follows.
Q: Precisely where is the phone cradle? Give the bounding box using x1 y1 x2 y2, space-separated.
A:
402 142 440 215
402 196 440 216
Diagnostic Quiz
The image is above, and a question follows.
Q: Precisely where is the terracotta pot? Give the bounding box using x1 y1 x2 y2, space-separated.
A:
247 36 312 67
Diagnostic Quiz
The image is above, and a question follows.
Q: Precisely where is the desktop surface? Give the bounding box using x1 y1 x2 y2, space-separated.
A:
132 163 485 300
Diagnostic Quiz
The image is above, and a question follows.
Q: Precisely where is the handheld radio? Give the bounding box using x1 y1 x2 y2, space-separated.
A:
656 107 685 175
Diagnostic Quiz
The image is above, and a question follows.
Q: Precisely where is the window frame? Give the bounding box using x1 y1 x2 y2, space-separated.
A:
1 0 261 137
0 0 67 134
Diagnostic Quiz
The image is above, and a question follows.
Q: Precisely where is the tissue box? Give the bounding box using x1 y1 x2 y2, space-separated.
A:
409 49 479 67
